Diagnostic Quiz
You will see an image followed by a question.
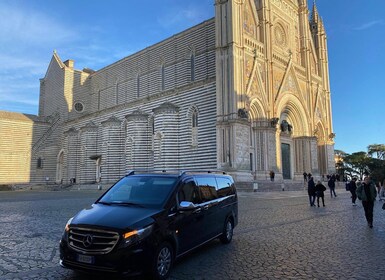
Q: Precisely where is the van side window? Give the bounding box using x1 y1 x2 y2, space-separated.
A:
216 177 234 198
178 181 201 204
195 177 218 202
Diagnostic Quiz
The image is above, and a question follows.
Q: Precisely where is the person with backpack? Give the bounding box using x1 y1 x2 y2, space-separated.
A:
356 176 377 228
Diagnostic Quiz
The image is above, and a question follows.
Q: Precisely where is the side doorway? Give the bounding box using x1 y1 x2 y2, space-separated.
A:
56 151 64 184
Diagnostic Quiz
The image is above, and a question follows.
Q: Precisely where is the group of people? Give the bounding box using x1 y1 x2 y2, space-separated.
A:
307 174 338 207
307 174 384 229
307 175 327 207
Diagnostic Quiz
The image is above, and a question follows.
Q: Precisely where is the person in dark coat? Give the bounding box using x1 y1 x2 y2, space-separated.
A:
303 172 308 183
315 180 327 207
356 176 377 228
307 175 316 207
269 171 275 182
349 178 358 205
328 176 337 198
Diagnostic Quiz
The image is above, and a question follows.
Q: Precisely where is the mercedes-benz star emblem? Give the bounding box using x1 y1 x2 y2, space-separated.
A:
83 234 94 248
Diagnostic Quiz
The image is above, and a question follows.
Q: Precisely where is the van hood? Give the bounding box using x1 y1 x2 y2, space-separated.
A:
71 203 163 230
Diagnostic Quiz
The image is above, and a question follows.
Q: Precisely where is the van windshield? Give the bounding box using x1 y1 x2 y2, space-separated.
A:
98 176 177 208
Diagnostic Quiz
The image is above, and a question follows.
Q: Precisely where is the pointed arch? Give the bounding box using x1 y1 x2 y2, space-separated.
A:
249 98 267 120
56 149 65 183
276 94 310 137
190 52 195 82
187 105 199 148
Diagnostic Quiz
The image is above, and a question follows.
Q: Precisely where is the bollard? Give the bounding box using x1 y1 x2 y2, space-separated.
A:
253 182 258 192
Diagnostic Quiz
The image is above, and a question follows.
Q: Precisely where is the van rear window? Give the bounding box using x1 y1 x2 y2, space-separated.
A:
195 177 218 202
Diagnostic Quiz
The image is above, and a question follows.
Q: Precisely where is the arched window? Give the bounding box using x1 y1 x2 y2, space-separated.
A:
192 109 198 128
190 53 195 82
136 74 140 98
160 65 165 91
191 108 199 147
37 157 43 169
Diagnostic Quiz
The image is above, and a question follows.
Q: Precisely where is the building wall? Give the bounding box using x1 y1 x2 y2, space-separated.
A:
0 112 50 185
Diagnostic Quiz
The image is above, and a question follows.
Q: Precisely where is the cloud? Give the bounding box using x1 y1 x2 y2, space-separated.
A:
0 3 76 47
157 4 213 28
353 20 385 31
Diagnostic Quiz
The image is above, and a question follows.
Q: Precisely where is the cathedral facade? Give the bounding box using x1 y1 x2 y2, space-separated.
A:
0 0 335 187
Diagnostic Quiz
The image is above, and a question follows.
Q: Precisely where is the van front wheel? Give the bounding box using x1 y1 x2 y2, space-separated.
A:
151 241 174 280
219 218 233 244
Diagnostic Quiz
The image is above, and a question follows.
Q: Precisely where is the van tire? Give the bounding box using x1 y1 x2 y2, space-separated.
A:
150 241 174 280
219 217 234 244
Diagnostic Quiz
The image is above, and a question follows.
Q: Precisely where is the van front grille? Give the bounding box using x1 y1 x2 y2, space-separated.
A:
68 227 120 254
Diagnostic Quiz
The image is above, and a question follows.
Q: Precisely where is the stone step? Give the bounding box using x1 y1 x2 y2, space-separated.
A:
236 181 347 192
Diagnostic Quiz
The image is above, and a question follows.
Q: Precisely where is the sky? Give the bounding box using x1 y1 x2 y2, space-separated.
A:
0 0 384 155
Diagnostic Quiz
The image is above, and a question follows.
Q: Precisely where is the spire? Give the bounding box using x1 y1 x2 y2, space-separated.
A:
311 0 320 23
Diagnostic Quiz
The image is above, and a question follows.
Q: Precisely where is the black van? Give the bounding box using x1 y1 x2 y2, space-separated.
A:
59 170 238 279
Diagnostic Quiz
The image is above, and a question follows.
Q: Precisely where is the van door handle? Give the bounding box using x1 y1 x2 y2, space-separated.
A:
193 208 202 214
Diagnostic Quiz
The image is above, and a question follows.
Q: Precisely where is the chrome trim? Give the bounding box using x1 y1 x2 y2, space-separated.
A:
68 227 120 255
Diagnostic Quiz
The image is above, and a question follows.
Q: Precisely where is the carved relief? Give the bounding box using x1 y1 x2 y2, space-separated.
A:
243 3 256 37
271 0 298 19
245 56 253 86
274 23 287 47
273 71 285 92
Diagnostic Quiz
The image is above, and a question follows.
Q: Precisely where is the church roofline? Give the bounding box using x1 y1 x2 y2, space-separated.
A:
92 17 215 75
0 110 47 123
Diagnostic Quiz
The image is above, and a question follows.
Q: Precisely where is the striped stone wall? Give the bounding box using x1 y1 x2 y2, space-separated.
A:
51 19 218 184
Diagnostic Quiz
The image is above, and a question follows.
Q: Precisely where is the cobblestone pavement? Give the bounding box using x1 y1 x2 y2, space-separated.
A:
0 189 384 280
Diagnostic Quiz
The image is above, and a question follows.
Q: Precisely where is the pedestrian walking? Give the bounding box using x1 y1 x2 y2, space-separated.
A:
328 176 337 198
307 175 316 207
356 176 377 228
303 172 308 183
315 180 326 207
307 173 312 182
349 177 358 205
269 171 275 182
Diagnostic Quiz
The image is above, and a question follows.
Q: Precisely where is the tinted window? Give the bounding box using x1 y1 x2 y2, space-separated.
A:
100 176 177 207
178 181 201 204
195 177 218 202
216 177 234 198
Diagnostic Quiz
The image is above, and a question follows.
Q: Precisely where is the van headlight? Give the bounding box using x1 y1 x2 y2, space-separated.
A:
123 224 153 246
65 217 73 232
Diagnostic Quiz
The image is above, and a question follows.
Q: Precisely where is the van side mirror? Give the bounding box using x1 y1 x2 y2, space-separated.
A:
179 201 196 210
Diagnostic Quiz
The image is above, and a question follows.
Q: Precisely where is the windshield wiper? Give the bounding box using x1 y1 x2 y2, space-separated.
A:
109 201 145 207
97 201 111 205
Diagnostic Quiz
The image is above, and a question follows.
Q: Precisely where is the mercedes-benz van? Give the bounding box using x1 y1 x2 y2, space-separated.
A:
59 170 238 279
